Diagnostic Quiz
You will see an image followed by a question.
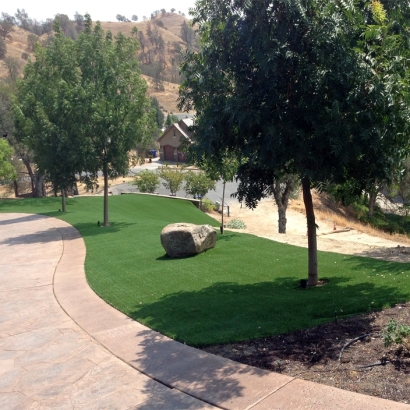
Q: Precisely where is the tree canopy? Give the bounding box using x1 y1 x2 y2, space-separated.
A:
14 16 154 221
179 0 410 285
13 27 83 209
0 138 16 181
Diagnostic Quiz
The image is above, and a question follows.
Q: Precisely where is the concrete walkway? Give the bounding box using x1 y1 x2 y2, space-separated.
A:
0 213 408 409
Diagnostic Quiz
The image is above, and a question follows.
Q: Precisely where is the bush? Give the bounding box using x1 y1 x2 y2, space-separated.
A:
185 170 216 199
158 167 185 195
227 219 246 229
201 198 214 212
132 170 160 193
382 319 410 348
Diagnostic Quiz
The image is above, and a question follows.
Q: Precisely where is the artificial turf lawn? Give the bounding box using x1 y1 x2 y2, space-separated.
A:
1 194 410 346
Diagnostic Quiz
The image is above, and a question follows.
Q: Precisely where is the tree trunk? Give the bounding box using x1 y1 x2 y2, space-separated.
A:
61 189 66 212
221 181 226 234
302 177 318 286
272 179 293 234
23 159 35 194
13 180 19 197
368 191 377 218
22 160 45 198
33 173 44 198
103 166 110 226
277 206 287 233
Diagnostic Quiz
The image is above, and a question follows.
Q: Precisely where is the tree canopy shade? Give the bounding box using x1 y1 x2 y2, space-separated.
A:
14 16 155 222
179 0 410 285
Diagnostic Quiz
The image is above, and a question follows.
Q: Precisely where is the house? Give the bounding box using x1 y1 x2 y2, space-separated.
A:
158 118 194 162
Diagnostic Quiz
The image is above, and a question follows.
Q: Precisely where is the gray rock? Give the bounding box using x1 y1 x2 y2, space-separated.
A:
160 223 217 258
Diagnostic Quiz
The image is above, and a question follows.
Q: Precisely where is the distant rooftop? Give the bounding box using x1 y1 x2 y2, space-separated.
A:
180 118 194 127
174 113 194 121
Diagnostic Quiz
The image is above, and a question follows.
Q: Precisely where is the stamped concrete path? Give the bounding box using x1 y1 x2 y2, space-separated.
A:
0 213 408 409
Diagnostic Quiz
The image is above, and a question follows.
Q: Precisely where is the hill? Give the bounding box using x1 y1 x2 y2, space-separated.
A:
0 26 35 79
0 12 195 113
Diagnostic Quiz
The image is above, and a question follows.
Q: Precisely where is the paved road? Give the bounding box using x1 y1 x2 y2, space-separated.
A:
111 159 241 207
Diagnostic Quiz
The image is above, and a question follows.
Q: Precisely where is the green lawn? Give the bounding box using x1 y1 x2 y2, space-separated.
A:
1 194 410 346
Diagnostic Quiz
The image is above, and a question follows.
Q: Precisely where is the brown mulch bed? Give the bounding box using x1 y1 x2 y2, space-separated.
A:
202 302 410 405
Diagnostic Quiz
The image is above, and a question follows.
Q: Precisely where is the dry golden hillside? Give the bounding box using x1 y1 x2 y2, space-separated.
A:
142 74 181 113
0 26 35 78
0 13 193 113
101 13 188 44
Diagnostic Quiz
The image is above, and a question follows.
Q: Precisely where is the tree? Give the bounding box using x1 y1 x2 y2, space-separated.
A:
165 113 179 127
132 170 160 193
171 8 176 13
13 26 83 209
41 19 54 35
54 14 72 36
0 38 6 59
150 97 164 128
2 57 21 81
0 81 43 198
0 13 15 40
14 9 31 31
184 170 216 208
74 12 84 32
152 62 165 91
195 151 238 233
137 30 146 52
132 15 138 22
76 15 154 225
116 14 130 22
158 167 184 195
0 139 16 182
180 21 194 48
179 0 410 286
26 33 39 52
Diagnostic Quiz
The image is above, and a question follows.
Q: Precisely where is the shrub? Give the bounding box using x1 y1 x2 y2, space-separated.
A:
158 167 185 195
132 170 160 193
184 170 216 199
382 319 410 348
201 198 214 212
227 219 246 229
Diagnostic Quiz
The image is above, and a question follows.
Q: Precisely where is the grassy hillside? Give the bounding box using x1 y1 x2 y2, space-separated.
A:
0 13 193 113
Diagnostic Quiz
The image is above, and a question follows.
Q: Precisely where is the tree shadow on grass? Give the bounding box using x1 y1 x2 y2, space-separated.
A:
125 275 410 407
130 276 410 348
342 254 410 274
68 221 137 238
0 212 136 245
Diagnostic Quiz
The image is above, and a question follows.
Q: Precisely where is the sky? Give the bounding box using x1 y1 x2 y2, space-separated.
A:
1 1 196 23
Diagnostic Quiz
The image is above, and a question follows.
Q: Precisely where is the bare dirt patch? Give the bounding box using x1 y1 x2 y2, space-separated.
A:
204 197 410 404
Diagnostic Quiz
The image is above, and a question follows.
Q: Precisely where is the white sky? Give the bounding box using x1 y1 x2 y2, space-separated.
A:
1 1 195 23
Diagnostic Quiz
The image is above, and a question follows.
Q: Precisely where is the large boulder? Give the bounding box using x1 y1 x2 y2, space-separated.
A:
160 223 216 258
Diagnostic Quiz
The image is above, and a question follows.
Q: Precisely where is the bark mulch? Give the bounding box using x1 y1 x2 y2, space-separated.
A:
202 302 410 405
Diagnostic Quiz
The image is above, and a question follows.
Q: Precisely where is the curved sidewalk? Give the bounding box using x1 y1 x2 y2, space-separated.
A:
0 213 408 409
